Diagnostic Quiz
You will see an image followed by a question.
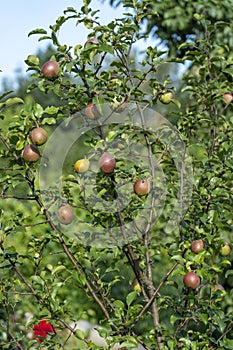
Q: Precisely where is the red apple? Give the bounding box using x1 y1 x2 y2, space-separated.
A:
134 179 150 196
41 60 59 79
57 204 74 225
191 239 204 254
22 144 40 162
30 127 48 146
183 271 200 289
85 103 101 119
98 152 116 174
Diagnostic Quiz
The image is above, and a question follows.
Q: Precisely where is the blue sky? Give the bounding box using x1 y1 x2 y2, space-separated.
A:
0 0 127 84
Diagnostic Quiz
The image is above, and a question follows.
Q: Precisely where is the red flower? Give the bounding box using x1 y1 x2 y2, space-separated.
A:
33 319 55 342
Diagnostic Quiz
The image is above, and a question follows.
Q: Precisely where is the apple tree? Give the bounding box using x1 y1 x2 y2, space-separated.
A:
0 0 232 349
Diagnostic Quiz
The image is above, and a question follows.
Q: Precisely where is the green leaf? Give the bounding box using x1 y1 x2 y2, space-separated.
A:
98 43 114 55
0 97 24 109
28 28 47 37
25 55 40 66
119 337 138 348
221 339 233 348
52 265 66 275
41 117 57 125
126 291 137 306
16 139 25 151
44 106 59 115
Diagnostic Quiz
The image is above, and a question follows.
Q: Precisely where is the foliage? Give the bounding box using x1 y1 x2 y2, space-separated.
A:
107 0 233 58
0 0 232 349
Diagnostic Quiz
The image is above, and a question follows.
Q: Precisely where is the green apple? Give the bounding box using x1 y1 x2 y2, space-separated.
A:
220 241 231 256
159 90 174 104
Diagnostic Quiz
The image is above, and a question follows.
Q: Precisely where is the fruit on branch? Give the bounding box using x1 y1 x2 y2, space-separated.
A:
57 203 74 225
159 90 174 104
183 271 200 289
30 127 48 146
98 152 116 174
22 144 40 162
134 179 150 196
191 239 204 254
41 60 59 79
131 278 142 293
223 92 233 104
85 102 101 119
74 159 90 173
220 241 231 256
84 37 99 46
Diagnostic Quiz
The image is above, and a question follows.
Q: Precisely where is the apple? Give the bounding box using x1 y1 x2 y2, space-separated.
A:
131 278 142 293
183 271 200 289
85 103 101 119
98 152 116 174
223 92 233 104
57 203 74 225
220 241 231 256
41 60 59 79
22 144 40 162
30 127 48 146
84 37 99 46
74 159 90 173
191 239 204 253
159 90 174 104
134 179 150 196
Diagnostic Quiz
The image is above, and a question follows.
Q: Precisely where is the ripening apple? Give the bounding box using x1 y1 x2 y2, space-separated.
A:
223 92 233 104
57 203 74 225
220 241 231 256
74 159 90 173
85 103 101 119
183 271 200 289
22 144 40 162
191 239 204 254
134 179 150 196
41 60 59 79
98 152 116 174
30 127 48 146
159 90 174 104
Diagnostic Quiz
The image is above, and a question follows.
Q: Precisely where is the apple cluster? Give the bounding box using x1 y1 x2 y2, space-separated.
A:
22 127 48 162
57 151 150 225
183 238 231 290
